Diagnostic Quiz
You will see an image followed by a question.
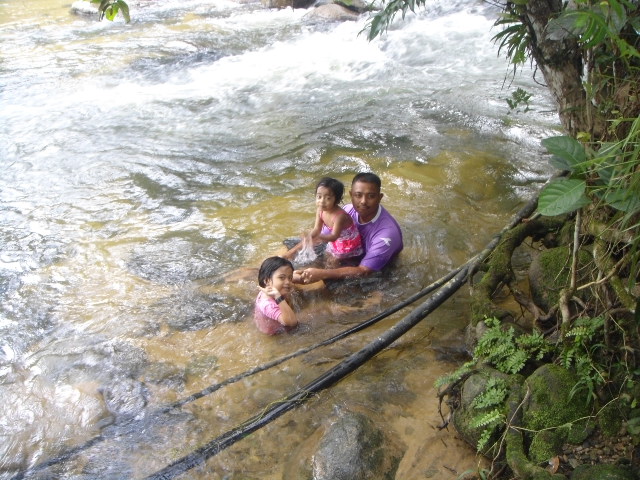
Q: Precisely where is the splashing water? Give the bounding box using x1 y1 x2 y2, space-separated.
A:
293 232 319 267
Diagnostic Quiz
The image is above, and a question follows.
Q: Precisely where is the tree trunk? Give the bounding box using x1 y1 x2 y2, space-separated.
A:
521 0 591 136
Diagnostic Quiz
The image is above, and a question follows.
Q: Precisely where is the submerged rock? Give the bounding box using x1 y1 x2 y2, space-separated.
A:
311 411 403 480
99 377 149 422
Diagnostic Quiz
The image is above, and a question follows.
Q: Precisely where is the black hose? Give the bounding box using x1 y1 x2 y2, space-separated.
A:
144 266 471 480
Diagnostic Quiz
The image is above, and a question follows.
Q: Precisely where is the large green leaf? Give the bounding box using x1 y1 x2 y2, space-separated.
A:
604 189 640 213
541 136 587 173
538 178 591 216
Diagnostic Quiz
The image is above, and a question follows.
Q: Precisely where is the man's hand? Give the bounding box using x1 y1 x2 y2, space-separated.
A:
300 268 323 284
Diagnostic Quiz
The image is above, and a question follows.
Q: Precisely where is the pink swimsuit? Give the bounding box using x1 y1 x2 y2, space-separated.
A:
323 210 363 259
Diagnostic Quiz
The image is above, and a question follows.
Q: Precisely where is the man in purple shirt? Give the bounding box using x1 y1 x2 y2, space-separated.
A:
297 172 403 284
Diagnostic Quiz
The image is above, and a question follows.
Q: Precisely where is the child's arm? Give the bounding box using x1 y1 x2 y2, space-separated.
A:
277 297 297 327
309 206 323 239
258 286 297 327
283 241 303 260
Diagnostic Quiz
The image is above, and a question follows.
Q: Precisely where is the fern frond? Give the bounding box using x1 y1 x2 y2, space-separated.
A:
470 408 504 429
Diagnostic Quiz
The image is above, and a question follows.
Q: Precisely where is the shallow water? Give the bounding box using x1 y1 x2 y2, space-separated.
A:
0 0 559 477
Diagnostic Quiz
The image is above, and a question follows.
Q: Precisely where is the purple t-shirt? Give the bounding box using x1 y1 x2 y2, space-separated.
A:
343 204 403 271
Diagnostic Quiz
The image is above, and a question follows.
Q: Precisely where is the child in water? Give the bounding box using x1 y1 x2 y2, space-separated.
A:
286 177 363 266
254 256 298 335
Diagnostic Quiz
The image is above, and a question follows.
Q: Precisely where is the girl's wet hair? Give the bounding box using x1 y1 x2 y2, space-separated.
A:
258 256 294 287
316 177 344 204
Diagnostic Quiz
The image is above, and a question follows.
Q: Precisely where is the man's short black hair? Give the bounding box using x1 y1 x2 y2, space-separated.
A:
352 172 381 189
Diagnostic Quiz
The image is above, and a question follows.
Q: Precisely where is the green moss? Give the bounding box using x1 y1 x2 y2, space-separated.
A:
523 364 593 443
571 464 636 480
598 398 628 437
528 430 566 464
532 246 592 308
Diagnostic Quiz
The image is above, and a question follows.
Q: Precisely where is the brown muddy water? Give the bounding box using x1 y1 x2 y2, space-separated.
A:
0 0 560 478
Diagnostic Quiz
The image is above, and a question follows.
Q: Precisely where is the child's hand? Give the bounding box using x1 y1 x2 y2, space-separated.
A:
258 285 280 298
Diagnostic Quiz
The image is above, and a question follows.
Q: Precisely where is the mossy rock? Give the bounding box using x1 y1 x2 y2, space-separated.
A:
528 429 566 464
528 245 592 311
452 367 524 456
598 397 630 437
571 464 636 480
523 364 593 446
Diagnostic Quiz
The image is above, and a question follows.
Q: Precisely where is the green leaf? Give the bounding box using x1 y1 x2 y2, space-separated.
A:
629 15 640 35
604 189 640 213
626 416 640 435
538 178 591 216
542 136 587 173
117 0 130 22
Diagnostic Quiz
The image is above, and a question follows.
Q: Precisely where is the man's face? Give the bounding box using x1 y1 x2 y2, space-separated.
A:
349 180 383 223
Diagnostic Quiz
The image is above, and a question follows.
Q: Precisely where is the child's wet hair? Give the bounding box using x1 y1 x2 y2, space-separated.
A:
316 177 344 204
258 256 294 287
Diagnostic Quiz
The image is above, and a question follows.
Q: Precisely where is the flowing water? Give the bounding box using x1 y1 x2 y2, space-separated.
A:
1 0 560 478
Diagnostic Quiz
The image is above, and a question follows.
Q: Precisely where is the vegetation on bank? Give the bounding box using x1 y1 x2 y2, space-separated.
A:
365 0 640 478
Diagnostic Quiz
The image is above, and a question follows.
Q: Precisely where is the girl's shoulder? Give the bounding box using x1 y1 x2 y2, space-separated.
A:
335 206 353 222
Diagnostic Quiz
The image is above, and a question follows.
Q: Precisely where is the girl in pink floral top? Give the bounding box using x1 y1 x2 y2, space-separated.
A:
254 256 298 335
285 177 363 265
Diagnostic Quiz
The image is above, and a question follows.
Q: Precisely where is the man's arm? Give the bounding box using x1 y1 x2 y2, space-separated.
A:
297 264 373 284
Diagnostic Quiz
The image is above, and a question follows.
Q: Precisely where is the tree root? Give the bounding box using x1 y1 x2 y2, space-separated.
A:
470 217 565 327
504 385 567 480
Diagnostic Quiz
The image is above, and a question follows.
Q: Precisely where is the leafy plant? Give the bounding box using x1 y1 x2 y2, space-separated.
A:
560 316 608 402
362 0 428 40
472 408 505 452
506 88 532 113
492 0 531 74
90 0 130 22
472 376 508 409
547 0 640 59
436 318 551 390
474 317 552 374
539 131 640 216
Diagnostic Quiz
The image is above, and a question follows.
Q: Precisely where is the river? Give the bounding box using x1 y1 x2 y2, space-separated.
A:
0 0 559 478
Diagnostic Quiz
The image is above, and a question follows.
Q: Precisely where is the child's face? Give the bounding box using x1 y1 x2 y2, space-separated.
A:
266 265 294 296
315 186 336 210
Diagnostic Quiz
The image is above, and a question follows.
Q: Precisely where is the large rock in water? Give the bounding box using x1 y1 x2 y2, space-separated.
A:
303 4 360 22
311 412 403 480
261 0 315 8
